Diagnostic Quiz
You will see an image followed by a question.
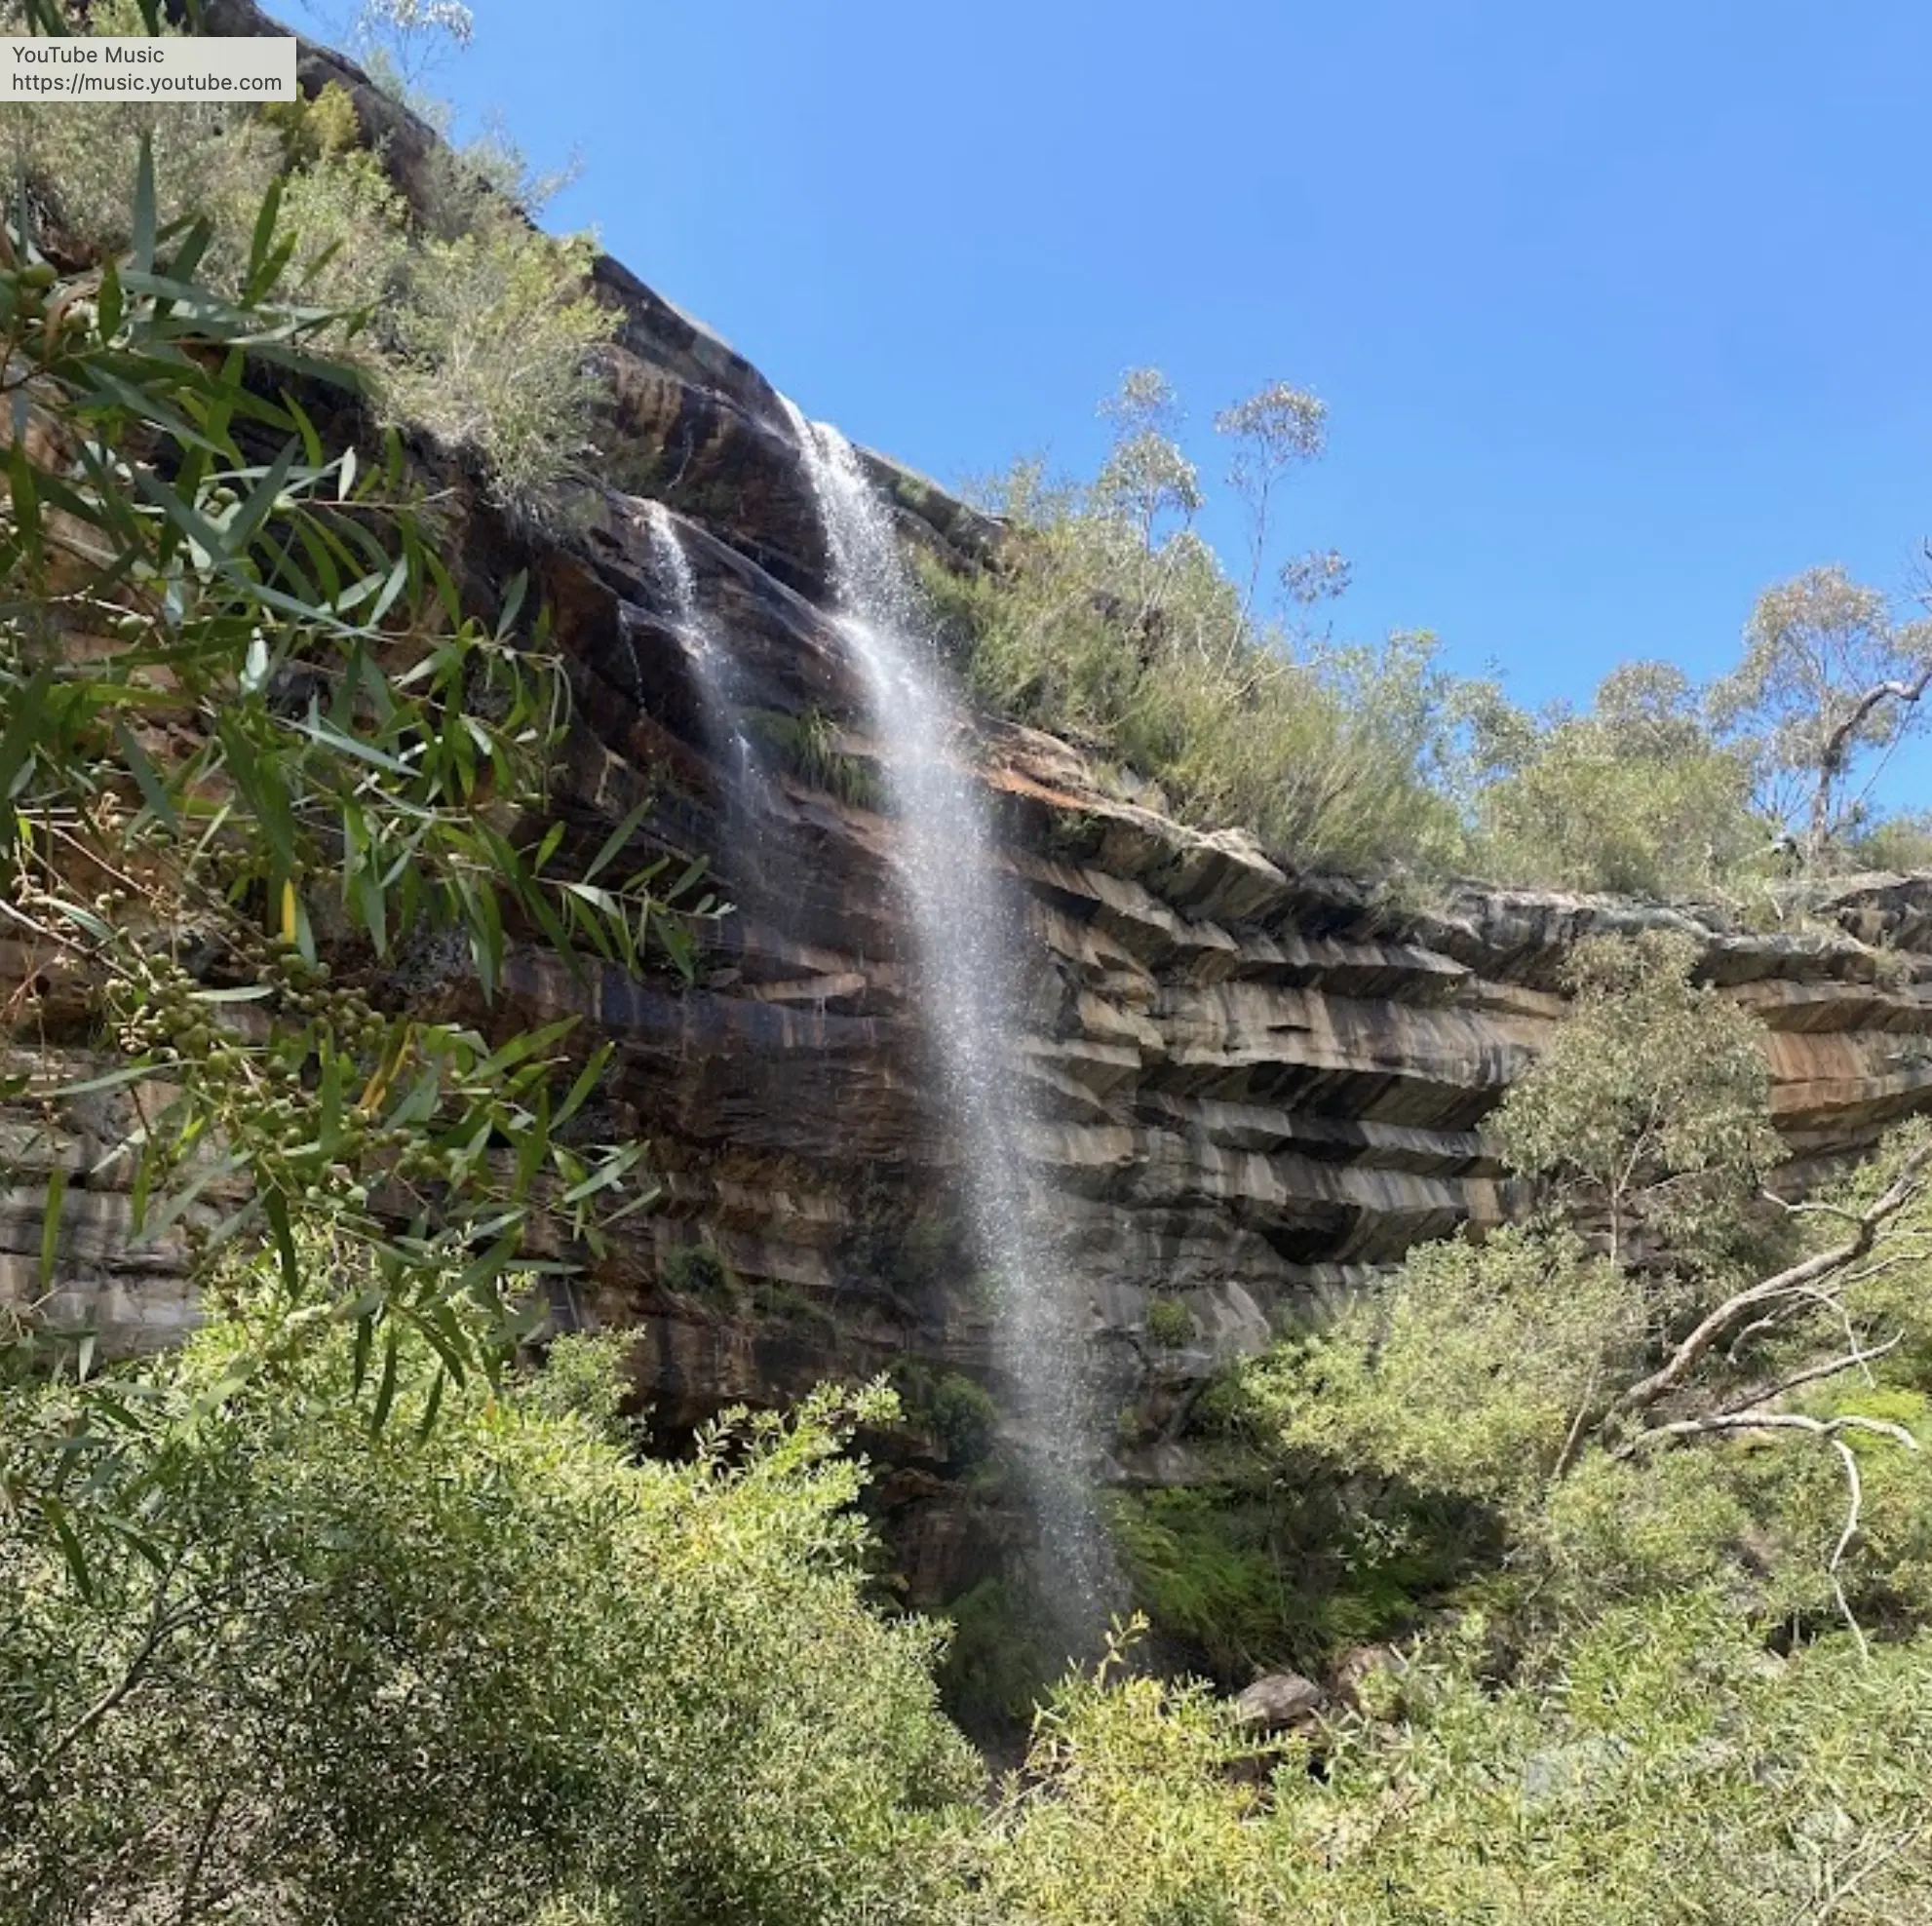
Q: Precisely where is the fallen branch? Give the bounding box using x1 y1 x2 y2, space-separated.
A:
1619 1139 1932 1416
1620 1410 1919 1455
1620 1410 1919 1667
1827 1436 1870 1663
1715 1331 1903 1415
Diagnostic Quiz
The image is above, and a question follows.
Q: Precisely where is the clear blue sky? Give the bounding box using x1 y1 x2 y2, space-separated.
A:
308 0 1932 770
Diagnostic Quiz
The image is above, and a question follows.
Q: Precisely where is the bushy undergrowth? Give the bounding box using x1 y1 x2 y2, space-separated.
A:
0 1289 981 1925
979 1600 1932 1926
0 1 612 512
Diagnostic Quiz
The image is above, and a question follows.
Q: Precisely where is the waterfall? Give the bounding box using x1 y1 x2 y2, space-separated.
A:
639 500 769 903
640 500 755 784
779 400 1115 1632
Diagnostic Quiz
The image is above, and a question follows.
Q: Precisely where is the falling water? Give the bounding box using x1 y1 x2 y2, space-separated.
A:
779 400 1115 1631
640 501 756 783
639 500 772 904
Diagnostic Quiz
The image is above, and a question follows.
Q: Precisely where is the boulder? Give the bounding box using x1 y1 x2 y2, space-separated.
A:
1232 1671 1329 1732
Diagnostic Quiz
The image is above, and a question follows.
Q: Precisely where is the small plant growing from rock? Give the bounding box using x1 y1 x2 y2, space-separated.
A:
928 1372 1000 1467
661 1242 735 1305
1146 1295 1196 1350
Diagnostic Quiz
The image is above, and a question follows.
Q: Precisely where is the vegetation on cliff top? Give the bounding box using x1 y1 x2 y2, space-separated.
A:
926 366 1932 901
0 0 614 512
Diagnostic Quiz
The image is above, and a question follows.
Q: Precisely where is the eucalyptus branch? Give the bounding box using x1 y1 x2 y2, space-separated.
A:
1620 1409 1918 1455
1821 1434 1874 1662
1714 1331 1903 1416
1619 1137 1932 1416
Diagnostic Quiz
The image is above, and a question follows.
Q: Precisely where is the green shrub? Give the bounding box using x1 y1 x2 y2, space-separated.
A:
1144 1295 1194 1349
1849 807 1932 871
276 129 412 316
748 709 884 810
0 5 613 514
928 1372 1000 1465
0 1287 981 1925
521 1329 641 1439
1242 1227 1643 1510
985 1602 1932 1926
1465 663 1763 897
751 1282 841 1340
927 505 1468 877
1112 1486 1294 1674
662 1241 736 1303
936 1573 1066 1738
383 219 614 510
0 12 283 270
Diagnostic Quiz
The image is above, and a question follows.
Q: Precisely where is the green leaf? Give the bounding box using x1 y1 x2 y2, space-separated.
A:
132 463 231 569
112 719 180 832
369 553 411 626
350 1307 375 1397
475 1017 579 1083
454 1235 516 1308
583 798 653 884
553 1045 611 1130
164 217 213 294
667 855 714 903
40 897 112 944
560 1142 644 1208
0 666 50 845
415 1296 474 1383
141 1153 245 1243
40 1497 93 1602
221 437 297 551
368 1327 401 1434
599 1183 664 1228
498 570 528 635
132 137 157 276
286 393 324 468
215 715 296 876
38 1163 66 1290
470 876 504 1001
8 437 42 551
245 174 285 304
359 869 391 960
262 1186 300 1300
97 257 124 338
289 709 413 775
414 1366 446 1442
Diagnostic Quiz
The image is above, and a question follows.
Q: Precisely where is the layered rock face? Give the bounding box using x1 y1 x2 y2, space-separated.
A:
503 284 1932 1483
7 11 1932 1601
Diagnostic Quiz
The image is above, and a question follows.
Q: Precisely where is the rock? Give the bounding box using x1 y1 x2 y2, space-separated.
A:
1330 1642 1403 1712
1232 1671 1329 1732
1520 1736 1627 1806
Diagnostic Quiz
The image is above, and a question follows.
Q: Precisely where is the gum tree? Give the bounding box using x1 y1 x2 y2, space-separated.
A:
1712 564 1932 867
0 153 706 1552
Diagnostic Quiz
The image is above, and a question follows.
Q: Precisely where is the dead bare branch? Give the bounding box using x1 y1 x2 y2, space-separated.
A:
1828 1435 1871 1663
1619 1138 1932 1417
1717 1332 1904 1416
